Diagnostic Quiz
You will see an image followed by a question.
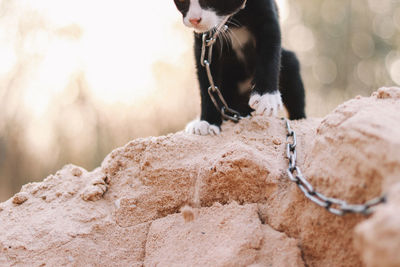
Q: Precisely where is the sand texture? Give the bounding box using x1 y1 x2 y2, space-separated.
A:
1 87 400 266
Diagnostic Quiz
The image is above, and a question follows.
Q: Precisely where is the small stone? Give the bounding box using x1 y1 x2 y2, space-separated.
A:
273 138 282 145
181 205 195 223
81 179 108 202
81 186 104 201
71 168 83 177
12 192 29 205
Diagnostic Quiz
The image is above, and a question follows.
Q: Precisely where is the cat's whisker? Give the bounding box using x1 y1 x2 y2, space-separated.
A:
221 30 232 52
218 31 227 55
226 28 243 49
228 18 242 28
219 30 227 46
227 20 241 28
226 31 233 49
212 26 225 55
218 31 224 55
232 17 242 25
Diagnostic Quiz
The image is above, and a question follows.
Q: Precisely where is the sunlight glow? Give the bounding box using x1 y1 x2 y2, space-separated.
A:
12 0 188 115
78 1 187 104
390 59 400 85
277 0 289 22
0 43 16 78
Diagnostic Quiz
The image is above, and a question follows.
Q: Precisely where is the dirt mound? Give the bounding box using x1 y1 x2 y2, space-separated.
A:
1 87 400 266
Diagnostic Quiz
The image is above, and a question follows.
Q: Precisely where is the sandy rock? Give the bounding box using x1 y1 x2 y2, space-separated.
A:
0 165 117 266
258 87 400 266
308 87 400 192
145 202 304 267
0 87 399 266
354 182 400 267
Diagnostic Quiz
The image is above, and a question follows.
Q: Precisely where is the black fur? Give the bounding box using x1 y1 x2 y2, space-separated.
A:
175 0 306 128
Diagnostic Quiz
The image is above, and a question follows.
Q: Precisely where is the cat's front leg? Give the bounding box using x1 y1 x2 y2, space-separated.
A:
249 20 283 117
185 34 222 136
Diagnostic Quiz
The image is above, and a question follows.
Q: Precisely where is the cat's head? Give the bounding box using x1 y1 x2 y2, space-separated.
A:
174 0 246 33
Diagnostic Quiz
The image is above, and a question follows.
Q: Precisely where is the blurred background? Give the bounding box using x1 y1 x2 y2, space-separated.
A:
0 0 399 201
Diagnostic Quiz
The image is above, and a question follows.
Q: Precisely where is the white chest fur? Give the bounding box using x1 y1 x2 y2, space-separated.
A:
229 27 256 93
229 27 255 62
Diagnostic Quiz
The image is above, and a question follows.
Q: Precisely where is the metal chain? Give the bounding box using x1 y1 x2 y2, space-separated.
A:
283 118 387 216
200 17 242 123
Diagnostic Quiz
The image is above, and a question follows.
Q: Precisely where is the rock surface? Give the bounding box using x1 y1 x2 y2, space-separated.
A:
354 183 400 267
1 87 400 266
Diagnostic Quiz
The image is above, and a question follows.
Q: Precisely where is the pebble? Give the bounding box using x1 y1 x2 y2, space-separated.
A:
273 138 282 145
72 168 83 177
12 192 29 205
181 205 195 223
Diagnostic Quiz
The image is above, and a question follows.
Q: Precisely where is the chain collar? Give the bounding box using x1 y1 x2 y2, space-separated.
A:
200 16 242 122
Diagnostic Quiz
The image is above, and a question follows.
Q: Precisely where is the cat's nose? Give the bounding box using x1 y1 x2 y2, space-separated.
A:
189 18 202 26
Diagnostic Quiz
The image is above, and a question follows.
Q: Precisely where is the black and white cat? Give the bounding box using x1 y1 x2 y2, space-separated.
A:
174 0 306 135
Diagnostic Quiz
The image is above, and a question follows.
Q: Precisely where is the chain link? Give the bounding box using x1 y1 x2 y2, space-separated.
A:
283 118 387 216
201 17 242 123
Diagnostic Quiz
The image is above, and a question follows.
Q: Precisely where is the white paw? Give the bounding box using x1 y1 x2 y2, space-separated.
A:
249 92 283 116
185 120 221 136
